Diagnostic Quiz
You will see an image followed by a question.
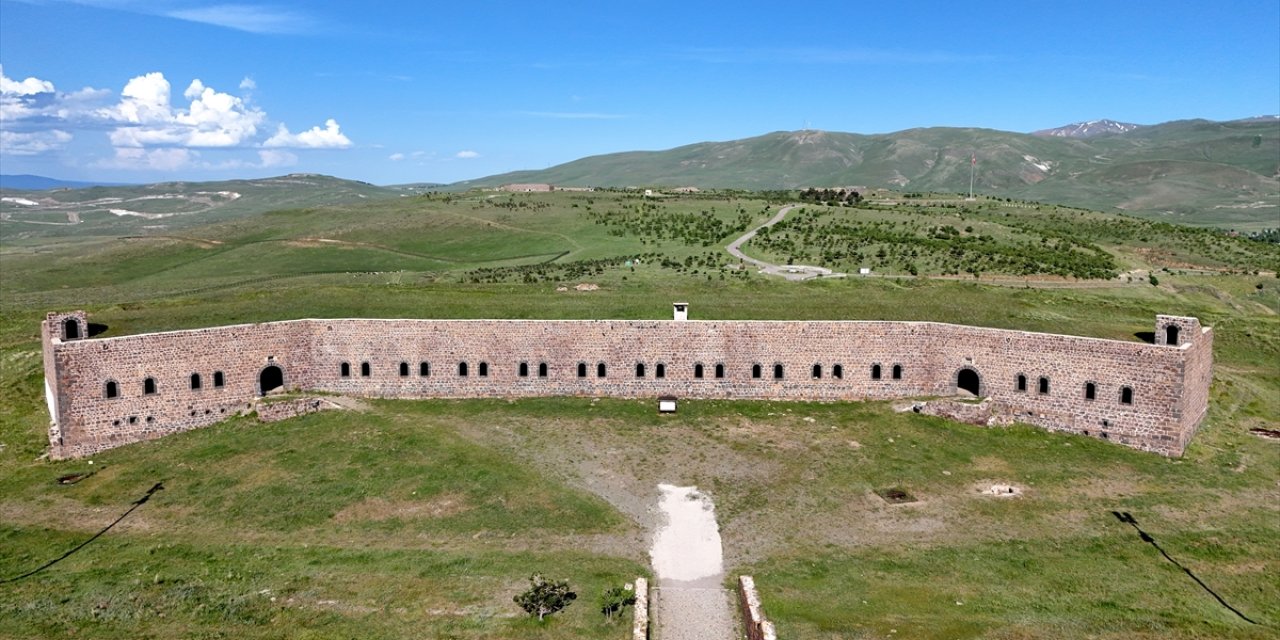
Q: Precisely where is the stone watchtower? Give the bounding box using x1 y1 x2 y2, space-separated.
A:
1155 315 1214 452
41 311 88 452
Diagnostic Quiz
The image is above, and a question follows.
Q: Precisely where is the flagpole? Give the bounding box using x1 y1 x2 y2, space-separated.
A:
968 151 976 200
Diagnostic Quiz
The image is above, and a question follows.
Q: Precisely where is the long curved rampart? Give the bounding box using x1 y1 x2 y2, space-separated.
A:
40 310 1212 459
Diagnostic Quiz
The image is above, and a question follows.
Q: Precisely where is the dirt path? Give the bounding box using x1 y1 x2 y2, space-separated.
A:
726 204 847 281
649 484 737 640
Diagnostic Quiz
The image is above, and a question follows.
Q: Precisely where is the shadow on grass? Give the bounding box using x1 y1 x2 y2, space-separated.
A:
1112 511 1261 626
0 482 163 584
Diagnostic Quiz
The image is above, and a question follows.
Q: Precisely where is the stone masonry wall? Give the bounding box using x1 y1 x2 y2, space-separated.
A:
1176 325 1214 452
42 313 1211 459
46 320 313 459
737 575 777 640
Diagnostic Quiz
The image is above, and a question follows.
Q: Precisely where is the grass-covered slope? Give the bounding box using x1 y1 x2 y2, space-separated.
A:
454 119 1280 230
0 190 1276 638
0 173 396 240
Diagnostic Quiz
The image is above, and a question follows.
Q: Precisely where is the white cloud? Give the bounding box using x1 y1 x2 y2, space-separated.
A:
103 72 266 148
263 118 352 148
1 64 58 122
0 64 54 95
165 5 315 35
258 149 298 167
455 150 480 159
2 65 354 166
53 87 114 119
0 129 72 155
21 1 319 35
389 150 431 162
95 146 297 171
109 72 172 124
182 81 266 146
1 66 108 156
99 147 199 171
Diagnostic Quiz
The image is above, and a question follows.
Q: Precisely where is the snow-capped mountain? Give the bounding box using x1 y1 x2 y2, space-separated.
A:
1032 119 1143 138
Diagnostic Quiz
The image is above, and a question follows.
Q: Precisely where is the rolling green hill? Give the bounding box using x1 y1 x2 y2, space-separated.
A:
452 118 1280 230
1 190 1277 639
0 173 397 241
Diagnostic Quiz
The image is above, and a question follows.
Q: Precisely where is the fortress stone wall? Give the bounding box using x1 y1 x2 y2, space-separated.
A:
41 309 1212 459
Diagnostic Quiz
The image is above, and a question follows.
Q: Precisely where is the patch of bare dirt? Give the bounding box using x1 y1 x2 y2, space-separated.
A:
978 482 1024 497
1054 472 1143 500
332 494 470 523
325 396 372 412
971 455 1015 475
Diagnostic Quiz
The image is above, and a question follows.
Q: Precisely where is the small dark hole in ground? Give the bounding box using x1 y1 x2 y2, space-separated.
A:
87 323 109 337
875 487 917 504
1249 428 1280 440
1134 331 1155 344
57 472 91 485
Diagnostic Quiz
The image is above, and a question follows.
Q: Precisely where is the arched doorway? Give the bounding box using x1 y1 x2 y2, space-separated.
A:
63 318 80 340
259 365 284 396
957 368 981 396
1165 324 1180 346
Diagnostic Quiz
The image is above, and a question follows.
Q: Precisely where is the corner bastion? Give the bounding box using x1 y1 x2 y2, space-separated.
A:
40 308 1212 459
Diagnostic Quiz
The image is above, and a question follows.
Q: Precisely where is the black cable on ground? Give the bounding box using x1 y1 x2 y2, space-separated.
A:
1111 511 1260 625
1 482 164 584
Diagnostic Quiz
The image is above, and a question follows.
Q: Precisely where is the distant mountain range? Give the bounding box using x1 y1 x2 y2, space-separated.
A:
1031 119 1142 138
5 117 1278 231
452 117 1279 230
0 174 135 190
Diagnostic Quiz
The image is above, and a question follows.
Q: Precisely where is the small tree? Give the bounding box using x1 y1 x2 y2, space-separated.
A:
599 585 637 622
514 574 577 621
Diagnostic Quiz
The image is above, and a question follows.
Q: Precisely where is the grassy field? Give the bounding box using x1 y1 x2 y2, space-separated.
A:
1 190 1277 638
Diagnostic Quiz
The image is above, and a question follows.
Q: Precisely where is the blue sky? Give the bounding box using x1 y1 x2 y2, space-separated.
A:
2 0 1277 185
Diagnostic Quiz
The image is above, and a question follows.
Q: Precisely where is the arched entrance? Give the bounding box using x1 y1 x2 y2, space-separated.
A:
63 318 80 340
1165 324 1180 346
259 365 284 396
956 368 981 396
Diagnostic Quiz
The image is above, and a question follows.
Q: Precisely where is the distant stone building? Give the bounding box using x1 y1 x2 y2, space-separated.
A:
499 183 553 192
40 308 1211 459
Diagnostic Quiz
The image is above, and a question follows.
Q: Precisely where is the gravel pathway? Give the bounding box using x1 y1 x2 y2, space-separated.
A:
726 204 847 281
649 484 738 640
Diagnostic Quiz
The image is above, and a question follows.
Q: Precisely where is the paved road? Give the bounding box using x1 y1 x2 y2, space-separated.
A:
726 204 847 281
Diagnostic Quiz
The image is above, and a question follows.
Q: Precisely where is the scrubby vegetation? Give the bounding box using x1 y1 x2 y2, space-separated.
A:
586 199 756 246
1 188 1276 639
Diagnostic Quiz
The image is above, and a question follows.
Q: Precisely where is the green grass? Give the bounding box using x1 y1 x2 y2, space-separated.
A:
0 403 641 640
0 190 1277 638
